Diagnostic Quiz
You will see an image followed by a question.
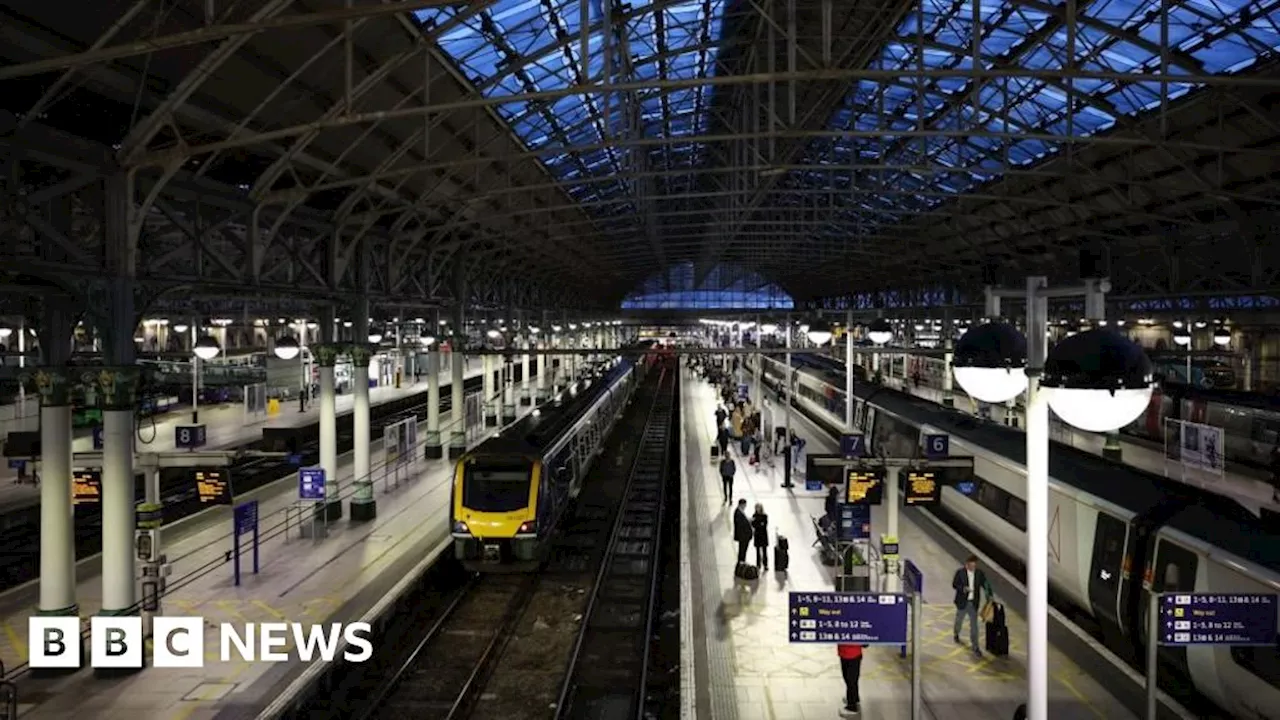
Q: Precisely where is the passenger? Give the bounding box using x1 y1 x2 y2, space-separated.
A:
733 499 752 566
731 407 744 439
717 425 730 459
825 484 840 524
715 405 727 430
719 455 737 504
952 555 991 657
837 642 863 715
751 503 769 569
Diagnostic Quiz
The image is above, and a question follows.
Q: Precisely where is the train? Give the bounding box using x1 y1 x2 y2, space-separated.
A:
450 355 639 571
896 353 1280 470
757 355 1280 718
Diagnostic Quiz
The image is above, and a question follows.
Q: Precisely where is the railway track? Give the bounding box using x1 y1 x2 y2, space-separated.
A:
357 366 675 720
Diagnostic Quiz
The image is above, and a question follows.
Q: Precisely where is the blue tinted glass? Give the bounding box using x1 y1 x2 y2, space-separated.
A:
621 263 796 309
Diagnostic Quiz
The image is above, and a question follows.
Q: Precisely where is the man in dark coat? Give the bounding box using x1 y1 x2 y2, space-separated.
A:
733 499 752 565
952 554 991 657
719 456 736 504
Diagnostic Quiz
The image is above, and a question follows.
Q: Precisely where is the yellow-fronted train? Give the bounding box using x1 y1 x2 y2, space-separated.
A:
450 353 640 571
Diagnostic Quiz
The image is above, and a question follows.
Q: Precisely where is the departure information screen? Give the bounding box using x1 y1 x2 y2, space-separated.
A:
845 468 884 505
195 469 232 504
905 470 940 505
72 470 101 506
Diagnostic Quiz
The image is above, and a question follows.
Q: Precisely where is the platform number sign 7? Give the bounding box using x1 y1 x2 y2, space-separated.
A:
924 434 949 459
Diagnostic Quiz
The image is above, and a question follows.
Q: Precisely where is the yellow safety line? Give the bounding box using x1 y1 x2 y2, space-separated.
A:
1054 670 1106 719
213 600 246 622
762 683 779 720
251 600 285 620
167 704 197 720
3 620 26 664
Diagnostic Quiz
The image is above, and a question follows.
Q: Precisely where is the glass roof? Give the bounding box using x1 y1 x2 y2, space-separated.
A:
416 1 726 215
623 262 795 309
804 0 1280 234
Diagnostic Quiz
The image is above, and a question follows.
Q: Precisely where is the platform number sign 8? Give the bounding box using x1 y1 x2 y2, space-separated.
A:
176 425 206 449
924 434 949 459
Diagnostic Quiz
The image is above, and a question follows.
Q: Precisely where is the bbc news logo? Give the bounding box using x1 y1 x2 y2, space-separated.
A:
29 617 373 668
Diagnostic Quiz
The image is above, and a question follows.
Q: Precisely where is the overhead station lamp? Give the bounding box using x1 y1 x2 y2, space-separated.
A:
866 318 894 345
952 321 1028 404
172 323 189 334
420 335 436 347
1040 329 1154 433
273 336 301 360
1172 326 1192 347
1212 325 1231 346
552 324 563 333
487 328 502 340
806 317 833 346
0 327 12 339
193 334 221 360
528 326 540 335
368 331 384 344
759 322 779 334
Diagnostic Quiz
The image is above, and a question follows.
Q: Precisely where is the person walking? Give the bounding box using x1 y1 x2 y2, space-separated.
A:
952 554 991 657
751 503 770 569
719 455 737 504
837 643 863 715
716 424 730 459
733 499 752 565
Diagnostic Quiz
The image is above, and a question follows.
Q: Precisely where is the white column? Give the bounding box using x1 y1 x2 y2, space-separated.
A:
1025 276 1050 720
425 351 442 458
520 341 531 405
845 309 855 430
39 402 76 615
450 349 466 453
482 354 497 425
536 340 548 399
942 316 956 407
320 361 337 501
502 356 516 423
101 406 135 614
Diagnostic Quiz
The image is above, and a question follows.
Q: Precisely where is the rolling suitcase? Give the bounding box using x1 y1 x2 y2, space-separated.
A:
985 602 1009 656
774 535 790 572
735 562 760 581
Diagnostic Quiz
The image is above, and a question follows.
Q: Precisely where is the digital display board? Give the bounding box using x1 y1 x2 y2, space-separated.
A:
904 470 940 505
195 469 232 504
72 470 101 506
837 503 871 541
805 454 845 487
845 468 884 505
1159 593 1278 646
789 592 908 644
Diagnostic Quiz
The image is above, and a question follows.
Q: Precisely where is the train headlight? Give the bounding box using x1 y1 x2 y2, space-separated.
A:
453 521 470 534
518 521 535 534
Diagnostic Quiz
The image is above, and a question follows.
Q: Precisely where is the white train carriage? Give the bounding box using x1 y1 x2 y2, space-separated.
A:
757 355 1280 719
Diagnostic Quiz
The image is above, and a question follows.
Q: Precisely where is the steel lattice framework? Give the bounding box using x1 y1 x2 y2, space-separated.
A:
0 0 1277 319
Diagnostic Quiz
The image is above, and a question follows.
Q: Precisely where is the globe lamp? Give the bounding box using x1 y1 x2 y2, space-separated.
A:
806 318 833 346
421 335 436 347
1212 326 1231 346
951 321 1028 404
866 318 893 345
487 328 501 339
760 322 778 334
368 332 383 344
172 324 189 334
193 335 221 360
1172 327 1191 347
273 336 300 360
1041 328 1154 433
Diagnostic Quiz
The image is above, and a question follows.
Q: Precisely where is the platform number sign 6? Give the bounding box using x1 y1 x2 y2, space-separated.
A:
924 434 949 459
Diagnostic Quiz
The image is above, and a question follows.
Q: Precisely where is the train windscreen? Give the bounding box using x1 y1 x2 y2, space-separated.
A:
462 462 533 513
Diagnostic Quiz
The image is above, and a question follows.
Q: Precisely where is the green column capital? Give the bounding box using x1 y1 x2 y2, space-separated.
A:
20 367 79 407
314 343 342 367
81 366 141 410
348 343 373 368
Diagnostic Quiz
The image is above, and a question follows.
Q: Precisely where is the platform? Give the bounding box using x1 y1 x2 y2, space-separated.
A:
0 362 498 514
679 363 1190 720
0 377 538 720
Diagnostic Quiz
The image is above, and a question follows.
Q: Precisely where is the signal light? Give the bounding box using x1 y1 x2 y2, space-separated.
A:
453 521 469 534
518 521 534 534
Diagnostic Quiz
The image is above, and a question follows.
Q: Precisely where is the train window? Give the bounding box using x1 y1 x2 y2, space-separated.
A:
1231 646 1280 690
1249 418 1280 446
1005 496 1027 532
462 464 533 513
976 482 1007 515
1151 540 1197 593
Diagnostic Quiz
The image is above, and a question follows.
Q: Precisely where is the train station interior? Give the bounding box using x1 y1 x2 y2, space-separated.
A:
0 1 1278 718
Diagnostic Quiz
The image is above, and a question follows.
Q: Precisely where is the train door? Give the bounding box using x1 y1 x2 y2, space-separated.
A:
1143 538 1198 680
1087 512 1129 637
1189 398 1208 424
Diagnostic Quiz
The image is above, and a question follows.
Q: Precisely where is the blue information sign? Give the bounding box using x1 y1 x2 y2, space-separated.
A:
840 433 865 459
92 426 103 450
789 592 909 645
903 560 924 595
923 433 949 459
837 503 871 541
287 454 303 465
234 501 258 536
299 467 326 500
175 425 207 449
1159 593 1278 646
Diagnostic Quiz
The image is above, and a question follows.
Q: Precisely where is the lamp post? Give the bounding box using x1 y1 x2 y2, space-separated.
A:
191 333 221 423
951 277 1153 720
274 335 302 411
1172 324 1192 384
866 317 893 381
1212 325 1231 347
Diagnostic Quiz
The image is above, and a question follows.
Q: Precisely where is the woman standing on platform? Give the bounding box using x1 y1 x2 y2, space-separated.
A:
837 643 863 715
750 503 769 569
